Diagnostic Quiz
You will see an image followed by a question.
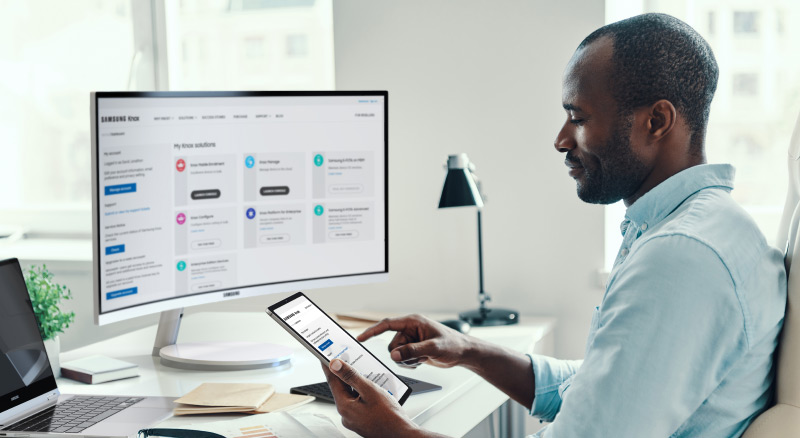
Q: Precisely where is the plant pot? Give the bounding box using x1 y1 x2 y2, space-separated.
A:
43 336 61 378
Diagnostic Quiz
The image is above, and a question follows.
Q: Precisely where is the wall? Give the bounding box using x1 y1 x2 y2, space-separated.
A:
47 0 606 362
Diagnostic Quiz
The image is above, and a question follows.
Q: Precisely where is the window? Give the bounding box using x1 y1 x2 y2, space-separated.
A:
286 34 309 58
0 1 134 212
244 36 267 59
164 0 334 91
733 11 760 34
604 1 800 272
708 11 715 35
733 73 759 97
0 0 334 234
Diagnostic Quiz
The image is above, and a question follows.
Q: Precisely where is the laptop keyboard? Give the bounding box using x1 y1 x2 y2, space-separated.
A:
291 374 426 402
2 396 143 434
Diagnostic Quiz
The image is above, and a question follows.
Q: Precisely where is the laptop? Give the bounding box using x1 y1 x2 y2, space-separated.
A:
0 258 175 437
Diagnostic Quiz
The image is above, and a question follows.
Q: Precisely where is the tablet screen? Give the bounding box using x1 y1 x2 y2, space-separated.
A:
269 292 411 404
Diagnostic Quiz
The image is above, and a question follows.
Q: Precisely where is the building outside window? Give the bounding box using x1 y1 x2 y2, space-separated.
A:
734 11 760 34
733 73 759 96
604 0 800 273
286 34 309 58
0 1 134 227
165 0 333 91
708 11 716 34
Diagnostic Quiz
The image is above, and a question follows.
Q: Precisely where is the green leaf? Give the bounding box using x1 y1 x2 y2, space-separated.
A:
24 264 75 341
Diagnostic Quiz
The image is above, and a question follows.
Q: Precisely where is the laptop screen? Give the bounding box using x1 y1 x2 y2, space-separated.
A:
0 258 57 415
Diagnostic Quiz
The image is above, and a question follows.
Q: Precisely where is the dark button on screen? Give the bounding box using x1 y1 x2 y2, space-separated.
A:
260 186 290 196
191 189 221 200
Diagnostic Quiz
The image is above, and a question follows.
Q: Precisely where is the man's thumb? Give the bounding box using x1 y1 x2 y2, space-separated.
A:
330 359 378 395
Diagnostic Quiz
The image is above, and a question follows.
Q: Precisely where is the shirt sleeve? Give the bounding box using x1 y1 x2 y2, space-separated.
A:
527 354 582 422
540 234 748 438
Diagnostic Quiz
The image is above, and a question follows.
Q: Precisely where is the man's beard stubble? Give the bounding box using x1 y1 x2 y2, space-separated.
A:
571 117 649 205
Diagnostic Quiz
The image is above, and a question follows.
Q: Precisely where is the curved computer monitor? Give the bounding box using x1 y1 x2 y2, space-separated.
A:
90 91 388 329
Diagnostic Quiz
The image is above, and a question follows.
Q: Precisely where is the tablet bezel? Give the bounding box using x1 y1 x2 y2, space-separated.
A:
267 291 412 405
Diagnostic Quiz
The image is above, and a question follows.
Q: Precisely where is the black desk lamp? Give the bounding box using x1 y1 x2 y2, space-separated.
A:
438 154 519 326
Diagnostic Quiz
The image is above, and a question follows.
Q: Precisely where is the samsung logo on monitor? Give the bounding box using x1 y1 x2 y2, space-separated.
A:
100 115 140 123
223 291 240 298
10 395 19 401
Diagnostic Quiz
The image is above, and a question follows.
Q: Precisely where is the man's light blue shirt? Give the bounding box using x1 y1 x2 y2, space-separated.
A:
529 164 786 437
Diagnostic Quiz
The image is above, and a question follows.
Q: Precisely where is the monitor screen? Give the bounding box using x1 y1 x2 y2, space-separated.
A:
0 258 57 415
92 92 387 324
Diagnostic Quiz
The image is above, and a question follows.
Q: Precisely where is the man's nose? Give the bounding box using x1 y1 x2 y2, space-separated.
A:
554 124 575 153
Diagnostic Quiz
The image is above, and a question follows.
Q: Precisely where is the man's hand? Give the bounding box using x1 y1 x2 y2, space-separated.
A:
359 314 536 411
357 314 472 368
322 359 425 438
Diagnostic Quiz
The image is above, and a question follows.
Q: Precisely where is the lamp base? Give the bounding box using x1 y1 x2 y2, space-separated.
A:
459 308 519 326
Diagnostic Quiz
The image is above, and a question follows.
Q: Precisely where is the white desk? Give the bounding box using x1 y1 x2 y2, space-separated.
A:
58 312 555 437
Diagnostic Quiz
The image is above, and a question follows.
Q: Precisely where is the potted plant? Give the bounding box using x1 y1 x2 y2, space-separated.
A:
24 264 75 377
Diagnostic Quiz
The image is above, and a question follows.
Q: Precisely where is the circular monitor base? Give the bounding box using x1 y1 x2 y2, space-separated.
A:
159 341 293 371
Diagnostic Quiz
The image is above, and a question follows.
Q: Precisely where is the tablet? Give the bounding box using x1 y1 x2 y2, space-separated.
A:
267 292 412 405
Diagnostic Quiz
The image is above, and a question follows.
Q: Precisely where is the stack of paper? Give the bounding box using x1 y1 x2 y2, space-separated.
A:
174 383 314 415
186 412 344 438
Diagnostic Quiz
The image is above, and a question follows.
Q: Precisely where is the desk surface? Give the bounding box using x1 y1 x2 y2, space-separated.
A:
58 312 554 437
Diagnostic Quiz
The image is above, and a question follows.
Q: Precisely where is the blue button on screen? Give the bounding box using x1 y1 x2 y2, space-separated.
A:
105 244 125 255
318 339 333 351
105 183 137 196
106 287 138 300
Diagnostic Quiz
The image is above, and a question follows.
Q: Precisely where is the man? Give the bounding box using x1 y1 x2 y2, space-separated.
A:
322 13 786 438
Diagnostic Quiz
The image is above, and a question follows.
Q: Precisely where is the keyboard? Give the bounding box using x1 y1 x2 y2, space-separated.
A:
291 374 441 402
2 396 143 434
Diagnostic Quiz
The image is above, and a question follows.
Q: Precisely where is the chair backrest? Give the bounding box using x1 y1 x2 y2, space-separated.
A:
773 110 800 407
741 111 800 438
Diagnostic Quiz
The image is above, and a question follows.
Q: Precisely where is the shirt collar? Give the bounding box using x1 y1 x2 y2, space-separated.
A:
624 164 735 231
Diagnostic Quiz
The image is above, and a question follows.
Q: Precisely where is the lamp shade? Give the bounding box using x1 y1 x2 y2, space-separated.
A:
438 154 484 208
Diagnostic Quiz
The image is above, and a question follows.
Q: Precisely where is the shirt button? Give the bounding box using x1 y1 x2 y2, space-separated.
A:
641 223 648 231
620 248 629 257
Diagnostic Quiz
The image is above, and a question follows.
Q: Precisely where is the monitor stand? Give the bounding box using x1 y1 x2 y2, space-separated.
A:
151 308 293 371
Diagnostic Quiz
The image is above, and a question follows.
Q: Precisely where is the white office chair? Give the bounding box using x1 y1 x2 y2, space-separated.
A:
742 111 800 437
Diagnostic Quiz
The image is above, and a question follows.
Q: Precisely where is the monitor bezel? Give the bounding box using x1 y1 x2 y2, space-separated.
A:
91 91 389 325
0 258 59 418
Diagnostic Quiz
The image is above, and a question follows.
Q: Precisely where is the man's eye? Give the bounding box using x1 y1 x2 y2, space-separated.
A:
569 119 585 126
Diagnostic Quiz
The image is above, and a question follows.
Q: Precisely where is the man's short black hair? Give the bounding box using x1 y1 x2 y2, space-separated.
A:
579 13 719 153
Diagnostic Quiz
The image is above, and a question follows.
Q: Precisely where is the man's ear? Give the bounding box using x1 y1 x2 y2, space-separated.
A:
647 99 677 141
